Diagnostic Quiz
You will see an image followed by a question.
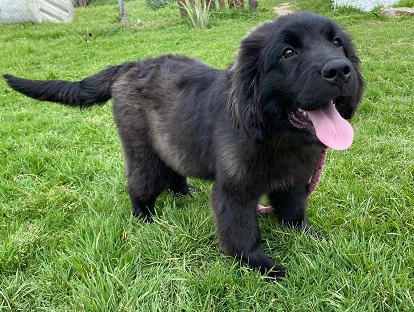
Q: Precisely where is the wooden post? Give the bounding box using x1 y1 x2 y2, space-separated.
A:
248 0 258 11
118 0 128 27
218 0 225 9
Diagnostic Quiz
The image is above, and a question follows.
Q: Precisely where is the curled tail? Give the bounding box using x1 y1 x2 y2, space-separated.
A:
3 61 135 107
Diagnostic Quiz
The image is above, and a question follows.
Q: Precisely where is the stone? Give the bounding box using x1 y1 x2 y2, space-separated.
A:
380 7 414 17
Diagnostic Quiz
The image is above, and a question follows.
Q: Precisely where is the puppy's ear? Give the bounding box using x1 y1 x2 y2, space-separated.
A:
227 33 266 142
337 39 365 119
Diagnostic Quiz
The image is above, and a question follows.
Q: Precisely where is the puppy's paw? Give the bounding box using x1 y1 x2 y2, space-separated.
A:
295 222 327 241
132 211 154 223
263 265 286 282
242 247 286 281
171 184 200 197
295 221 314 233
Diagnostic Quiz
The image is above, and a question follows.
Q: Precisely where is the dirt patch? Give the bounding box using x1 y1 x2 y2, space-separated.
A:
273 2 296 16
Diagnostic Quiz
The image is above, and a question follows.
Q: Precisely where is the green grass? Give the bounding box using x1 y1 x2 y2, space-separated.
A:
1 0 413 310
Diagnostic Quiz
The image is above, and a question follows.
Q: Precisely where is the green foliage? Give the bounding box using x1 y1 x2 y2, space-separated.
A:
145 0 174 10
181 0 212 28
293 0 333 14
72 0 92 7
394 0 414 6
1 0 413 311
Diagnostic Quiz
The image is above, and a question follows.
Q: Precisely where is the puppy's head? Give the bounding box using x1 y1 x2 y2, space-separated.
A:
228 12 364 148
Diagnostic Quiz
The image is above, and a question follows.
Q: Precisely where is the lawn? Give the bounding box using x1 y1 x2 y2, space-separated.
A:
0 0 413 310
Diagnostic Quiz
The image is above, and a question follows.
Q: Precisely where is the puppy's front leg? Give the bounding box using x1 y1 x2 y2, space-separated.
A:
211 183 285 279
268 184 313 233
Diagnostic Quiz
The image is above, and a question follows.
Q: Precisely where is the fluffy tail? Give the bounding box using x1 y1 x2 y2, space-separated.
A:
3 61 135 107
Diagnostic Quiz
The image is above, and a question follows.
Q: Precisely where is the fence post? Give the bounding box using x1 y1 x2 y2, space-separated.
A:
118 0 128 26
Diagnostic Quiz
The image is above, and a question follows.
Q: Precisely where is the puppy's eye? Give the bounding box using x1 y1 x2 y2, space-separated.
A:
333 38 342 48
281 48 296 59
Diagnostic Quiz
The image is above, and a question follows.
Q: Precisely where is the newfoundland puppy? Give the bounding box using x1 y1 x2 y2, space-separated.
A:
4 12 364 279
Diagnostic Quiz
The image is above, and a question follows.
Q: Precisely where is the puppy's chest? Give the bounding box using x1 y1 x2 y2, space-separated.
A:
221 145 318 191
262 155 313 188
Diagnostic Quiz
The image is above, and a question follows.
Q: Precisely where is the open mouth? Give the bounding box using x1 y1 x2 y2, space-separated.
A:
288 108 315 134
288 100 354 150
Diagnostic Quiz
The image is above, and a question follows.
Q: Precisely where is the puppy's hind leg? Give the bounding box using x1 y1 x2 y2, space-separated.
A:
122 141 169 221
211 183 286 280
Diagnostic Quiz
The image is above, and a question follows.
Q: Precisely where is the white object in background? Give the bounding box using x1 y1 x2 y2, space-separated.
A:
0 0 74 24
333 0 399 12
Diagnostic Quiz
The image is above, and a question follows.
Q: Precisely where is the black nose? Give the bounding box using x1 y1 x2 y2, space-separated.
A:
321 60 352 84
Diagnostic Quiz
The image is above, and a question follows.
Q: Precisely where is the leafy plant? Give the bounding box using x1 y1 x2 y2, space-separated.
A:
180 0 212 28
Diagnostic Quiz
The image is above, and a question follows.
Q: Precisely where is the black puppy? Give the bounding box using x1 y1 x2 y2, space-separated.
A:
4 12 364 279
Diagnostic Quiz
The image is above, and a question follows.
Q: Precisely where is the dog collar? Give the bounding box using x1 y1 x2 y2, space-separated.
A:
307 147 327 196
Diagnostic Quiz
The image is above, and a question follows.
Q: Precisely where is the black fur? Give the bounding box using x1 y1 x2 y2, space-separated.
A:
4 12 364 279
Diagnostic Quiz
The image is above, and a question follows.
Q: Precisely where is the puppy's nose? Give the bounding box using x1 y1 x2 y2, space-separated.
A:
321 60 351 84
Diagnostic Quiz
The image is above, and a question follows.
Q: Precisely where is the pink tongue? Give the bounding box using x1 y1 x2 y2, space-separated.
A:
306 101 354 150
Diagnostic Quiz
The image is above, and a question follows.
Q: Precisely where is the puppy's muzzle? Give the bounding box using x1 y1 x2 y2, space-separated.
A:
321 59 352 84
